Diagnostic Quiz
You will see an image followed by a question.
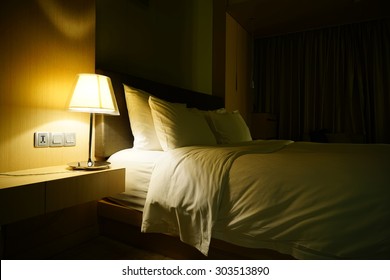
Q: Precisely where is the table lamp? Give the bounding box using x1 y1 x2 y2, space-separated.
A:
67 73 119 169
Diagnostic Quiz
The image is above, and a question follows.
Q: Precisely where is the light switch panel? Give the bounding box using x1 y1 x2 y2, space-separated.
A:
64 132 76 146
50 133 64 147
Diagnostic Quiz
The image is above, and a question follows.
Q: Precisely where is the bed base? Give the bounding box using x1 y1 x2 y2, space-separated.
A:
97 199 294 260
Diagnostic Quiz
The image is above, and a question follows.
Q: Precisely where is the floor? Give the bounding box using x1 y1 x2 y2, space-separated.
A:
54 236 172 260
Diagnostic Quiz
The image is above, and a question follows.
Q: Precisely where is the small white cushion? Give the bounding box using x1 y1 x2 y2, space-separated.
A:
123 84 162 150
148 96 217 150
207 110 252 144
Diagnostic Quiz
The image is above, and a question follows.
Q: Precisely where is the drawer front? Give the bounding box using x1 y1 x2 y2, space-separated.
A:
46 169 125 212
0 183 45 225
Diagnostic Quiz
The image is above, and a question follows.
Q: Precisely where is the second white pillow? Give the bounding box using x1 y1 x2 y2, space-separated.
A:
148 96 217 150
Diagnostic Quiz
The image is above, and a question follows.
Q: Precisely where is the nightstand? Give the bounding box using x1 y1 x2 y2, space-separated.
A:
0 165 125 225
0 165 125 258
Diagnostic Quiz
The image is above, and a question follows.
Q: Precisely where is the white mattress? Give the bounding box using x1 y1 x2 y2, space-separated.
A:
107 148 164 211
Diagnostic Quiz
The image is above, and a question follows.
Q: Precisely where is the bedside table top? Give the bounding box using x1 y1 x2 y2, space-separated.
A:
0 165 124 189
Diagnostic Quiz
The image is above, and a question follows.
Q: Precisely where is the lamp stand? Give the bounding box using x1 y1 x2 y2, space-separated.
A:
67 113 111 170
87 113 94 167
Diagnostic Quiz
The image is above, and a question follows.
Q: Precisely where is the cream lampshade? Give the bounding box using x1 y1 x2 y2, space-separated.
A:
68 73 119 169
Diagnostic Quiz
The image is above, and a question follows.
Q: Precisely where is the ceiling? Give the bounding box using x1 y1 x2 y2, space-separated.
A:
226 0 390 38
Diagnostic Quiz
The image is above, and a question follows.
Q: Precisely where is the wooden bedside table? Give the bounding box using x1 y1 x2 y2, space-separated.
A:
0 165 125 225
0 165 125 258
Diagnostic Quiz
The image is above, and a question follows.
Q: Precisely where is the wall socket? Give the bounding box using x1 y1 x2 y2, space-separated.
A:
34 132 76 148
34 132 49 147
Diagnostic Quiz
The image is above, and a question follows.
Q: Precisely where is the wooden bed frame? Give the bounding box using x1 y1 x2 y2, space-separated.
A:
94 69 294 259
97 199 294 259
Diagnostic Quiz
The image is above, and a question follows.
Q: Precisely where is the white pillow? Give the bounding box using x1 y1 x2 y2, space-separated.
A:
207 110 252 144
148 96 217 150
123 84 162 150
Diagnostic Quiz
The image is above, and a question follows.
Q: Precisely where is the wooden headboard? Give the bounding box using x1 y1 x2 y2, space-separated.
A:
94 69 225 159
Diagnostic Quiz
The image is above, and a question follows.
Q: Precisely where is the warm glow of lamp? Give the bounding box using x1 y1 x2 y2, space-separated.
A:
68 73 119 169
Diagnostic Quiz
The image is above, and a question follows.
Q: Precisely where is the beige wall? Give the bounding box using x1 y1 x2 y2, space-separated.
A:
212 0 227 99
96 0 213 95
0 0 96 172
96 0 252 122
225 13 252 123
0 1 254 173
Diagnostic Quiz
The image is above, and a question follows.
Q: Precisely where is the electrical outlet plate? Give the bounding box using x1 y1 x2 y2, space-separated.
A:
34 132 49 147
34 132 76 147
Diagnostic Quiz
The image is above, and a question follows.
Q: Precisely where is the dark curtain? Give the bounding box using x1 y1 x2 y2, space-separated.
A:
253 18 390 143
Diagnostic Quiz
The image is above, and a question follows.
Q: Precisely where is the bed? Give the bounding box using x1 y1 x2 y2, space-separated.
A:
95 69 390 260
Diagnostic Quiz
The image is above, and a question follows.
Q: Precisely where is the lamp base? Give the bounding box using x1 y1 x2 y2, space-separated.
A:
68 161 111 170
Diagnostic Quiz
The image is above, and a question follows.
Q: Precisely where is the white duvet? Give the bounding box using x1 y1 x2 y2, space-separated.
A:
141 140 390 259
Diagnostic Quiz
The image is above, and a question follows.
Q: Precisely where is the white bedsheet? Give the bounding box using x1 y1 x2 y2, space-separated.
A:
141 141 390 259
108 148 164 210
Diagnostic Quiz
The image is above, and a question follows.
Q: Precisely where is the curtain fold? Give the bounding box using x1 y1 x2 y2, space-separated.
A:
254 18 390 143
